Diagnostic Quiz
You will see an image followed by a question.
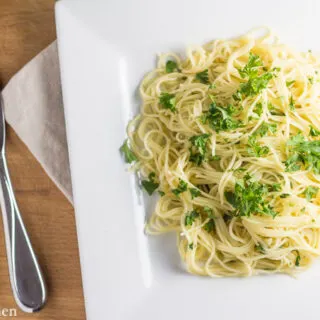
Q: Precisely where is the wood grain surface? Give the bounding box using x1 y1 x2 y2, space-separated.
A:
0 1 85 319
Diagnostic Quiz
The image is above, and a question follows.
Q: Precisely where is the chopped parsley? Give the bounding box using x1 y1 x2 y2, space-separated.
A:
165 60 179 73
255 122 277 137
286 80 296 87
195 69 209 84
295 251 301 266
203 206 213 217
158 191 165 197
238 53 263 78
185 210 200 226
309 125 320 137
270 183 282 192
235 53 276 99
172 179 188 196
247 136 270 157
210 155 221 161
189 133 211 165
189 188 201 199
119 139 137 163
188 243 194 250
253 102 263 116
239 72 274 98
224 175 278 218
289 95 295 111
285 133 320 174
201 101 242 132
159 93 176 112
303 186 319 201
255 243 265 253
141 172 159 195
204 219 215 232
280 193 290 198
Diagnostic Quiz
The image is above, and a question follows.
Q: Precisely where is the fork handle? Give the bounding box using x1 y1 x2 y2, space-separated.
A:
0 155 46 312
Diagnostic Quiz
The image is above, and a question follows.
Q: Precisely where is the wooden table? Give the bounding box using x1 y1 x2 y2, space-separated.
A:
0 1 85 319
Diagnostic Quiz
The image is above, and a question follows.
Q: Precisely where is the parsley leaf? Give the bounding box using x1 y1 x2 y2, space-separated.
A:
224 175 278 218
235 53 276 99
255 122 277 137
204 219 215 232
255 243 265 253
309 125 320 137
285 133 320 174
141 172 159 195
120 139 137 163
201 101 242 132
189 134 211 165
238 72 274 98
188 243 194 250
247 136 270 157
270 183 282 192
172 179 188 196
166 60 179 73
303 186 319 201
195 69 209 84
289 95 295 111
159 93 176 112
203 206 214 217
185 210 200 226
280 193 290 198
210 155 221 161
189 188 200 199
158 191 165 197
254 102 263 116
238 53 263 78
286 80 295 87
295 251 301 266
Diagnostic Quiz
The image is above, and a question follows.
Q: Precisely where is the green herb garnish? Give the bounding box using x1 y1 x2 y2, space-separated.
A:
224 175 278 218
120 139 137 163
159 93 176 112
235 53 276 99
189 243 194 250
141 172 159 195
165 60 179 73
295 251 301 266
303 186 319 201
289 95 295 111
204 219 215 232
201 101 242 132
247 136 270 157
285 133 320 174
280 193 290 198
172 179 188 196
255 243 265 253
203 206 213 217
189 188 201 199
189 133 211 165
195 69 209 84
185 210 200 226
270 183 282 192
255 122 277 137
309 125 320 137
286 80 296 87
238 52 263 79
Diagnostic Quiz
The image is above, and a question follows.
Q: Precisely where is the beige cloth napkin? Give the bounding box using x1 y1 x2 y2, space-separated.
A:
0 41 73 203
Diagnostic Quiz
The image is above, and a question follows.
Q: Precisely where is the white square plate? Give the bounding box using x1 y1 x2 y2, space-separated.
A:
55 1 320 319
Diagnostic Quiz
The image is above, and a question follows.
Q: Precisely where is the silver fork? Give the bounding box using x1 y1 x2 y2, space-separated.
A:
0 95 46 312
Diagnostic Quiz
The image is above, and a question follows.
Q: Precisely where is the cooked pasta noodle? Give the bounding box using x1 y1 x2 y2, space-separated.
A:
121 28 320 277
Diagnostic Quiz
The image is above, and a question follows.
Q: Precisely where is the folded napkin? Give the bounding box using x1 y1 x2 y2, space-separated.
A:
1 42 73 203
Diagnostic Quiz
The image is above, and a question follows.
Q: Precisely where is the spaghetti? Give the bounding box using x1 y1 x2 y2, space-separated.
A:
121 28 320 277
